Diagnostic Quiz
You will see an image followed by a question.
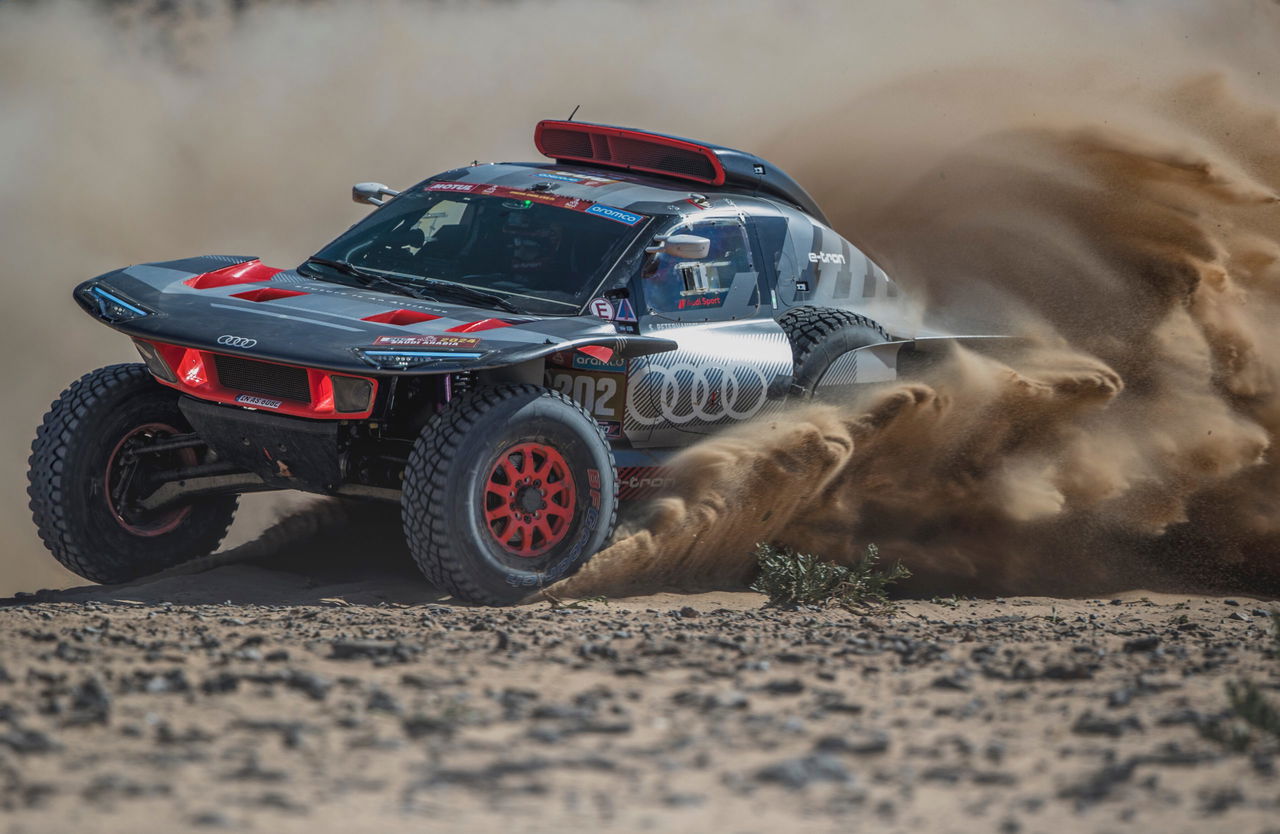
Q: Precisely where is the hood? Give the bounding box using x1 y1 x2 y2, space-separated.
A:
76 255 674 375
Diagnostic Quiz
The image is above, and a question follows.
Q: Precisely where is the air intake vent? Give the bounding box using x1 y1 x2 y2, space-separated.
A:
538 126 594 159
213 354 311 403
535 120 726 185
231 288 308 303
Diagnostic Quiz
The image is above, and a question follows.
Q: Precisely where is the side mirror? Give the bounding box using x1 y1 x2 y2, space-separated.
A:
645 234 711 259
352 182 401 207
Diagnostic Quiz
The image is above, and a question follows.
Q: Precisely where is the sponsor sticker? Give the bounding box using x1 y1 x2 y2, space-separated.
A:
585 204 643 225
536 173 585 184
427 182 477 192
544 171 617 187
808 251 847 265
613 298 638 323
598 421 623 440
573 352 626 373
677 293 726 309
372 334 481 348
588 297 615 321
236 394 282 409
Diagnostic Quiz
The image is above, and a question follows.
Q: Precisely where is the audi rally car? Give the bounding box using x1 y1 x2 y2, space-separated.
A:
29 120 937 604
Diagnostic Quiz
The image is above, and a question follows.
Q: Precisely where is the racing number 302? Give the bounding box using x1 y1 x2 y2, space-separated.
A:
548 372 619 420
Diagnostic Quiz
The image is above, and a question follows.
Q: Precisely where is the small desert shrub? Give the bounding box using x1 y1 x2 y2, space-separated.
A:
1200 679 1280 752
1267 609 1280 658
750 543 910 608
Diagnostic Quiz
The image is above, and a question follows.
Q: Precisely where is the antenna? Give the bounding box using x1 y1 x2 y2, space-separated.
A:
566 104 581 122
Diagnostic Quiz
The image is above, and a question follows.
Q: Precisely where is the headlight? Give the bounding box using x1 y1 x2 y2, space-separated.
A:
86 285 150 322
331 375 374 413
356 349 484 370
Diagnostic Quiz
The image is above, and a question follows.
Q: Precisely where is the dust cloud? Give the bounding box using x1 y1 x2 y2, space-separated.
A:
2 0 1279 596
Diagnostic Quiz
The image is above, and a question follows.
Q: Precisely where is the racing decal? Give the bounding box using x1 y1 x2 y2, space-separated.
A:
236 394 282 409
587 468 602 510
832 239 856 300
432 181 585 210
499 187 585 207
625 360 770 427
423 183 647 226
537 171 619 187
547 370 625 424
599 420 623 440
808 251 847 265
863 256 878 298
613 297 638 323
585 204 644 225
677 293 725 309
572 352 626 373
535 173 583 184
617 466 672 500
795 225 823 303
371 334 481 348
588 297 615 320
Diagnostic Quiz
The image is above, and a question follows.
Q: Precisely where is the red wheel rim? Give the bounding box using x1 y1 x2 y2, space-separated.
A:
104 422 195 537
483 442 577 558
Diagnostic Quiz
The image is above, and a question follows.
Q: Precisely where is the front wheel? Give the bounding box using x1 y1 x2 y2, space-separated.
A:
402 384 618 605
27 364 238 584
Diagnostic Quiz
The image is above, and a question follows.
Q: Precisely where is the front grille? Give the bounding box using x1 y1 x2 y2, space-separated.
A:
213 353 311 403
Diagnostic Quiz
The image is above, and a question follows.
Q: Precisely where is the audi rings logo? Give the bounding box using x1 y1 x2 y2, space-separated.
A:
626 361 769 426
217 335 257 349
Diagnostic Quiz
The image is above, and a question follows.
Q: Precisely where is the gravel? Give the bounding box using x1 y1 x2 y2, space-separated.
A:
0 589 1275 832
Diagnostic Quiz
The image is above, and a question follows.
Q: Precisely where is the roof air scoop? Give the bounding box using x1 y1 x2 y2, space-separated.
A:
535 121 726 186
533 120 829 224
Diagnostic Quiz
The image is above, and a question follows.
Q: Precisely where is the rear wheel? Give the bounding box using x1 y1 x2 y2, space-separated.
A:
402 384 618 605
28 364 238 584
779 306 889 397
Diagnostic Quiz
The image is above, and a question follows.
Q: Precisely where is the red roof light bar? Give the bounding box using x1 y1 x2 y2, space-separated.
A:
534 120 727 186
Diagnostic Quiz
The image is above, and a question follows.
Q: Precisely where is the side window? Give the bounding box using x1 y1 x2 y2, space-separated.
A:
639 218 759 321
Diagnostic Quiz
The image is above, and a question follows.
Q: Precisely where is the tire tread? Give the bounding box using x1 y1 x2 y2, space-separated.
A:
401 384 618 605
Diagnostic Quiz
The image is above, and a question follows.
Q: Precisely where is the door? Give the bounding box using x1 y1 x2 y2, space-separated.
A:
623 214 793 447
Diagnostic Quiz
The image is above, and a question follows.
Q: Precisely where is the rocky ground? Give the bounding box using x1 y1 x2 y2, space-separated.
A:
0 540 1277 834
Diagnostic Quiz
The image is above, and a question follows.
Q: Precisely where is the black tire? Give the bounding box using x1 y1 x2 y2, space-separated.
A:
28 364 239 584
402 384 618 605
778 306 889 397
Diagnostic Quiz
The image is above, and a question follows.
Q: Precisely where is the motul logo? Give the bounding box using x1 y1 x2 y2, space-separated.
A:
808 252 847 265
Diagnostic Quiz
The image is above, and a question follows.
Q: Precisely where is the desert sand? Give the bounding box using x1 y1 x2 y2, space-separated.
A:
1 510 1276 833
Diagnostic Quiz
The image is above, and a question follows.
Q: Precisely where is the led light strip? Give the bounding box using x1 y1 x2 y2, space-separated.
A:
91 286 148 316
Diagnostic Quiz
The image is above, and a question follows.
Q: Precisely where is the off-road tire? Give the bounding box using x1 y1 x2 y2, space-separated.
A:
28 364 238 584
402 384 618 605
779 306 889 397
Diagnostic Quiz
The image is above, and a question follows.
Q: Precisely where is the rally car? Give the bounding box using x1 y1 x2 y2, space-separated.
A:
29 120 940 604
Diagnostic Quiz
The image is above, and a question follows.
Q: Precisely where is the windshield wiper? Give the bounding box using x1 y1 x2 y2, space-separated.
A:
300 257 434 301
420 277 524 314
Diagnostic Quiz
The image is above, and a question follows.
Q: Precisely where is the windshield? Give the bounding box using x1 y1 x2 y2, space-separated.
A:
308 182 647 316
